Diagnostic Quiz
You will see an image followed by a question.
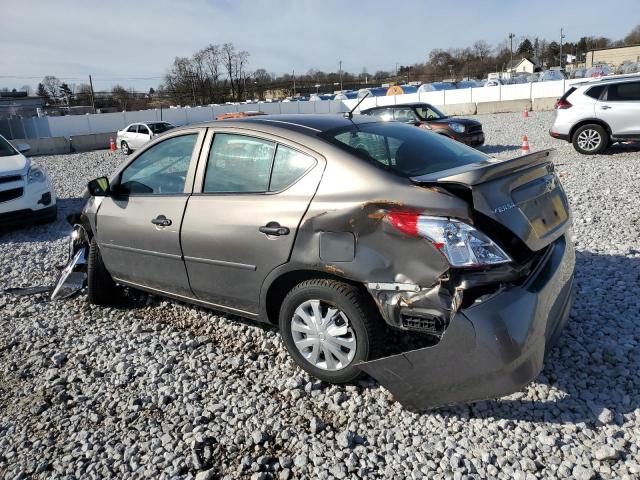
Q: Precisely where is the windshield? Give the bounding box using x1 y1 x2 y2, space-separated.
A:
323 122 488 177
0 135 17 157
413 104 446 120
148 122 175 134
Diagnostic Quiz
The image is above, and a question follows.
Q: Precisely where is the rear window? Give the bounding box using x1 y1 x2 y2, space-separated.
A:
322 122 488 177
560 87 576 101
585 85 605 100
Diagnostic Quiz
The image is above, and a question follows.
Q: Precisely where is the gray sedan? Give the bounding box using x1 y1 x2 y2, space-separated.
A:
56 114 575 410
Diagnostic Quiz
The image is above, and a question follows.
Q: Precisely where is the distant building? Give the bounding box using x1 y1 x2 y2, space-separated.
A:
505 58 539 76
0 92 45 120
586 44 640 68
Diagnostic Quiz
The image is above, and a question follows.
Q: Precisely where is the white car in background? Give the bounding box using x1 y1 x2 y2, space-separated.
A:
116 121 175 154
0 134 56 227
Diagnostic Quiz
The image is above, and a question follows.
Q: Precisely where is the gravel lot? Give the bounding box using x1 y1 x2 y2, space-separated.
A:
1 111 639 479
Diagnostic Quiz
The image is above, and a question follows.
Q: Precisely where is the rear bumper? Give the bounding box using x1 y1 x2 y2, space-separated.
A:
359 234 575 410
549 130 570 141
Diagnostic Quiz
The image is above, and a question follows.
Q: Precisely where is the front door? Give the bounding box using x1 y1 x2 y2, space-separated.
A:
96 130 204 296
596 81 640 137
180 130 324 315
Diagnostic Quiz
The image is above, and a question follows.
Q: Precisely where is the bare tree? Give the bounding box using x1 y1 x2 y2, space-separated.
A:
41 76 62 104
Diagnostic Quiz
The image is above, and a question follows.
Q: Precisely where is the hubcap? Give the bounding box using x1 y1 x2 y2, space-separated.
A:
122 143 127 153
577 129 601 151
290 299 356 371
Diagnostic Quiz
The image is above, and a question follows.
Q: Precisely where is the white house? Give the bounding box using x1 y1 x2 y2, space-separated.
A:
505 58 539 76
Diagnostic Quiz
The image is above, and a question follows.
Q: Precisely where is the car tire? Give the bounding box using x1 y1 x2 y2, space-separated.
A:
87 237 119 306
279 278 382 384
121 141 131 155
572 124 608 155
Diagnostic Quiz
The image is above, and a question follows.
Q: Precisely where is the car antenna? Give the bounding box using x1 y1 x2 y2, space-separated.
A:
343 91 370 120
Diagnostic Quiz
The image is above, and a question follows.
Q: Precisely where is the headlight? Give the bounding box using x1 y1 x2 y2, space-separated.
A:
448 122 466 133
28 166 46 184
387 212 511 267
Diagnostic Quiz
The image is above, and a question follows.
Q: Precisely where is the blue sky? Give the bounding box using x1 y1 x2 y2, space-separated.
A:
1 0 638 91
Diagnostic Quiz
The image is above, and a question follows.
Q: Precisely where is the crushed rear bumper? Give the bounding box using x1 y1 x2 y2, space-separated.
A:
358 234 575 410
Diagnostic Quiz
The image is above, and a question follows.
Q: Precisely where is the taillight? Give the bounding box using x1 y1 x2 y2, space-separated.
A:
386 211 511 267
555 98 572 109
387 210 419 236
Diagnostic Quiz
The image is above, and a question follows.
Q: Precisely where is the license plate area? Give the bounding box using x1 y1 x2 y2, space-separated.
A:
513 175 568 238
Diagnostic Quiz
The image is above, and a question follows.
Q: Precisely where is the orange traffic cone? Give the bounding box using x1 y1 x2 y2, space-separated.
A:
521 135 530 154
523 108 529 118
109 137 116 152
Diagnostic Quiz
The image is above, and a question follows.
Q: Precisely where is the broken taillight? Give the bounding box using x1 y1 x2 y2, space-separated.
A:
554 98 572 109
386 211 511 267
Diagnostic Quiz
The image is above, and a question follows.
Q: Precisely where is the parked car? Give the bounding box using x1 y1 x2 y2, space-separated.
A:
116 121 176 154
540 70 567 81
215 111 266 120
570 68 587 79
484 78 503 87
0 134 56 227
585 64 612 78
360 103 485 147
54 114 575 409
549 76 640 154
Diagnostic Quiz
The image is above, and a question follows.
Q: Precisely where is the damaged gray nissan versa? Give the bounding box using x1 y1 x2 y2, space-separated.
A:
54 113 575 410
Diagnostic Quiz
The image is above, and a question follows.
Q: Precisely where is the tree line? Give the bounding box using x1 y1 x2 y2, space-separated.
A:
22 24 640 111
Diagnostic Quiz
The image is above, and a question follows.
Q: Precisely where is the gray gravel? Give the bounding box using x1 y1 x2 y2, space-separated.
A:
1 111 639 479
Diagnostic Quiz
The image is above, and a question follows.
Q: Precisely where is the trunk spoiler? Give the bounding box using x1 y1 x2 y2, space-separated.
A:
410 149 554 186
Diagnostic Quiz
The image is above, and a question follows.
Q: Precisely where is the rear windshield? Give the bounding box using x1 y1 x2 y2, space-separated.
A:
148 122 174 133
322 122 488 177
0 135 17 157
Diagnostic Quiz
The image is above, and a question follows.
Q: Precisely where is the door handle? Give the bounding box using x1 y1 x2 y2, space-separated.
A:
259 221 289 236
151 215 172 227
600 105 612 110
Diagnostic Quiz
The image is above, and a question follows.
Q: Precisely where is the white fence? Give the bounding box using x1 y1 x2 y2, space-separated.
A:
1 78 582 141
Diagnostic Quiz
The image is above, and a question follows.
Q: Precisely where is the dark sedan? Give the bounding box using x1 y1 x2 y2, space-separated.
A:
55 114 573 410
361 102 485 147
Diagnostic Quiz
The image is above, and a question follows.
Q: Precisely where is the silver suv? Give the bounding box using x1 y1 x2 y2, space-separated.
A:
549 75 640 154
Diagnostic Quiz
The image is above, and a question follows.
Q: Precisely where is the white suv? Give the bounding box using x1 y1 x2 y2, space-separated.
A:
549 76 640 154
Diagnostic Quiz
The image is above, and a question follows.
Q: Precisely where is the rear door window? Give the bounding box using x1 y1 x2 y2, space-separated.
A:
269 145 316 191
138 125 150 135
203 134 276 193
127 125 138 133
605 82 640 101
393 107 418 123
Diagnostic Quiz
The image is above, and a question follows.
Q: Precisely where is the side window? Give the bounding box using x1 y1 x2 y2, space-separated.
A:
270 146 316 191
119 134 197 195
371 108 393 121
127 125 138 133
394 108 418 123
203 134 275 193
138 125 150 135
605 82 640 101
585 85 604 100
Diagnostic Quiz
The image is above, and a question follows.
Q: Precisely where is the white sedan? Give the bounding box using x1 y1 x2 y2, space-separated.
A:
0 134 56 227
116 121 175 154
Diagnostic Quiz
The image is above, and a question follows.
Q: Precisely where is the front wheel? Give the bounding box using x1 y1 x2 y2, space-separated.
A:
121 141 131 155
87 237 120 305
279 279 381 384
572 124 608 155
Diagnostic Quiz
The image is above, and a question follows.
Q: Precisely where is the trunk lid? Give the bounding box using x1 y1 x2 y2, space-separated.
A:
411 149 570 252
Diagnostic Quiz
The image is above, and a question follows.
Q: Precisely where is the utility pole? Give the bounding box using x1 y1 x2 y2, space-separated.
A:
395 62 399 77
88 75 96 113
292 70 296 97
338 60 343 91
560 27 566 69
508 33 515 76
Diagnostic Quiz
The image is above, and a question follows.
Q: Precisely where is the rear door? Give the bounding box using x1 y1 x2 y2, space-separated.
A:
596 81 640 136
96 129 205 295
180 129 324 315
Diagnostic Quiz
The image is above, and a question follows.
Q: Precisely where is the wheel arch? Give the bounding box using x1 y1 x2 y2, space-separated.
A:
569 118 611 142
261 266 371 325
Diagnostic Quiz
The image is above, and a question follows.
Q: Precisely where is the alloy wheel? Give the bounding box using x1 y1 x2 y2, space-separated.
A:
290 299 356 371
577 129 601 152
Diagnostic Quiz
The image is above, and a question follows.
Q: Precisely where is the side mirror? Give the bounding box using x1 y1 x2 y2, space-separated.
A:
87 177 110 197
16 143 31 154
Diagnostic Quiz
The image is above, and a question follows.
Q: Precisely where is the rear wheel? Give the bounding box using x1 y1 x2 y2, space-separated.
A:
279 279 381 384
87 237 119 305
572 124 608 155
121 141 131 155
